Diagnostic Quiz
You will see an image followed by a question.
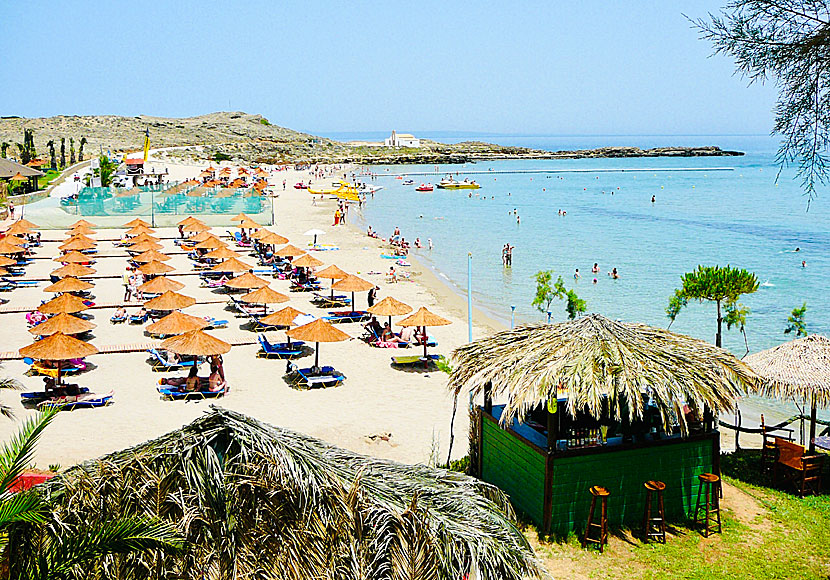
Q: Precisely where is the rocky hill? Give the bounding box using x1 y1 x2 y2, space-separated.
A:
0 112 743 165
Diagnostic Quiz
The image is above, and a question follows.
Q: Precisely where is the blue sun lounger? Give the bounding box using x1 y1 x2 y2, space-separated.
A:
148 348 198 372
323 310 371 324
287 362 345 389
256 334 305 358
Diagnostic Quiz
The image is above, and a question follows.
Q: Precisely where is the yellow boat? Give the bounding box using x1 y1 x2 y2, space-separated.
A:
436 179 481 189
308 181 360 201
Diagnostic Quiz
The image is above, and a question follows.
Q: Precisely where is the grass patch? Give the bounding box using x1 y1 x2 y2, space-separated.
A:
37 169 60 189
527 449 830 579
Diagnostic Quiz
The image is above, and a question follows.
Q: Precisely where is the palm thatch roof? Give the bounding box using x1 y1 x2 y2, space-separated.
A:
138 276 185 294
291 253 324 268
274 244 305 257
745 334 830 406
240 286 289 305
53 251 91 264
223 272 268 290
37 293 90 314
13 408 542 579
146 311 208 336
203 247 240 261
398 307 451 328
259 306 306 327
57 238 96 252
210 257 250 273
27 312 96 336
316 264 349 280
133 249 171 263
193 237 227 250
70 219 96 228
66 225 95 236
44 277 94 293
257 230 289 245
177 216 205 227
138 260 174 276
144 291 196 311
287 319 349 343
127 240 164 253
128 232 160 245
161 330 231 356
449 314 760 431
125 225 155 236
368 296 413 317
19 332 98 360
0 240 24 254
332 274 374 293
123 218 151 228
51 263 95 278
5 221 33 235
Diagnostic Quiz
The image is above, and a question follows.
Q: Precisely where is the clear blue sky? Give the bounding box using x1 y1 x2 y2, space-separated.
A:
1 1 777 136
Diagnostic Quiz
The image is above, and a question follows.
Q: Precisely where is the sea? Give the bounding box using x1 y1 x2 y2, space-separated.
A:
323 132 830 435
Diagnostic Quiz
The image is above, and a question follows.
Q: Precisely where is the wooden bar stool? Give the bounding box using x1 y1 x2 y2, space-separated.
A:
642 480 666 543
693 473 722 537
583 485 610 552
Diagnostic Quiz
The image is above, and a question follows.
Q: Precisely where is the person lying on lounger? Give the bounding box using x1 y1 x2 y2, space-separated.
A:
111 307 127 322
381 322 407 344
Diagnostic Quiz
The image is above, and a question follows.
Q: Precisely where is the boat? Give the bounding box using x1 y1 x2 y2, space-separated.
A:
403 179 414 185
437 179 480 189
416 184 434 192
308 181 361 202
358 183 383 194
293 182 308 189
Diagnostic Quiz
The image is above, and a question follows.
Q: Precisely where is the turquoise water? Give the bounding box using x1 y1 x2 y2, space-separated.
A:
357 135 829 357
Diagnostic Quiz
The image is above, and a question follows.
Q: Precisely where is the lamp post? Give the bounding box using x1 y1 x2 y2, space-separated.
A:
467 253 473 343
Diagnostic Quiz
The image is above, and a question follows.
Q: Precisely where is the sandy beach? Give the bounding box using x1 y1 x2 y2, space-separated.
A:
0 158 508 470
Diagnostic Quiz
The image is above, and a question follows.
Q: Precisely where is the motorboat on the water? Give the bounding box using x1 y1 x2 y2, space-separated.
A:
437 178 480 189
358 183 383 194
416 183 434 192
403 179 414 185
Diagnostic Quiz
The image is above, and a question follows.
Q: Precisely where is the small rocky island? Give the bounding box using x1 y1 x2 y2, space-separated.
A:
0 112 743 165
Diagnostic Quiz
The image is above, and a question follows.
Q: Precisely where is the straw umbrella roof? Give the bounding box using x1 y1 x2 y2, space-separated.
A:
28 312 96 336
14 218 38 229
239 219 261 229
0 256 16 267
128 233 160 244
745 335 830 406
448 313 760 431
257 231 289 245
230 213 250 222
161 329 231 356
5 221 32 235
54 251 91 263
0 240 25 254
292 254 324 268
66 225 95 236
368 296 413 318
240 286 289 304
210 257 250 273
146 311 208 336
37 293 90 314
224 272 269 289
138 260 174 276
51 263 95 278
123 218 151 228
0 267 7 276
259 306 307 327
274 244 305 257
203 247 240 261
144 291 196 311
186 231 216 243
315 264 349 280
127 240 164 253
193 237 227 250
19 332 98 360
177 216 205 227
287 319 350 343
138 276 185 294
65 233 97 245
182 222 209 233
58 238 96 252
133 249 171 263
9 172 28 182
126 225 155 236
70 219 96 228
332 274 374 293
44 277 94 293
398 307 451 328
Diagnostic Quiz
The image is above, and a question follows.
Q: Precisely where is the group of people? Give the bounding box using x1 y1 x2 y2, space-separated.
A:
123 267 145 301
333 201 349 226
160 355 227 393
362 316 425 345
502 244 514 266
573 263 620 283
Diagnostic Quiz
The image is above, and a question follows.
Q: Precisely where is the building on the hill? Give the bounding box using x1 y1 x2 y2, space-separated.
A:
384 131 420 148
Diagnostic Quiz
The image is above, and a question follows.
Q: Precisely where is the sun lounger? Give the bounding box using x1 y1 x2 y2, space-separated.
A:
323 310 370 324
311 293 350 308
286 362 345 389
290 281 322 292
38 390 113 410
147 348 198 372
390 354 444 367
130 311 150 324
1 278 38 288
256 334 306 358
157 384 226 400
21 387 90 404
203 317 228 329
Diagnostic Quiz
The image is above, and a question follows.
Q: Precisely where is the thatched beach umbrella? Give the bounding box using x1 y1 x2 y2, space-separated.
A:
51 263 95 278
259 306 306 341
332 274 374 309
128 233 161 245
230 213 250 222
257 231 289 246
0 256 14 267
448 313 760 432
274 244 305 259
44 277 94 294
193 237 227 250
70 219 95 228
177 216 205 227
0 239 25 254
19 332 98 385
316 264 349 298
292 253 324 269
210 257 250 274
144 291 196 312
161 329 231 356
66 225 96 236
203 247 240 261
38 293 90 315
58 238 96 252
368 296 413 327
127 240 164 253
123 218 151 228
224 272 269 290
65 233 97 245
745 334 830 454
182 222 209 233
239 218 261 229
138 260 174 276
146 311 208 337
138 276 185 294
185 231 216 244
126 224 155 237
133 250 171 263
54 251 92 264
28 312 96 337
240 285 289 314
398 307 451 364
287 318 349 368
5 221 33 236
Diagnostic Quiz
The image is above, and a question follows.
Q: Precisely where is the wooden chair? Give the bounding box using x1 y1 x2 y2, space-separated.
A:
773 438 823 497
583 486 610 553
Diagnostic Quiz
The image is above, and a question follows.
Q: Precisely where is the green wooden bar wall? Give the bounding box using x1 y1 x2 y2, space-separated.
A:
481 416 715 535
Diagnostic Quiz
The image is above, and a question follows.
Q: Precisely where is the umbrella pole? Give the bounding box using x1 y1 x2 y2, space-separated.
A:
352 292 355 311
315 342 320 369
56 360 62 386
809 393 817 454
423 325 428 368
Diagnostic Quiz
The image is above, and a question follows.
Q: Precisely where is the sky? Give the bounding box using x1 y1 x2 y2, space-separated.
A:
0 1 778 136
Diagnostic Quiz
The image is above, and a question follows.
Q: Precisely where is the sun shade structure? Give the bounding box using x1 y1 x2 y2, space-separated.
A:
177 216 205 227
332 274 374 308
138 260 175 276
274 244 306 258
54 251 92 264
128 233 161 244
239 219 261 229
240 286 289 314
316 264 348 280
146 311 208 336
19 332 98 386
291 253 324 268
37 293 91 314
397 306 451 363
745 334 830 454
8 408 544 579
185 231 216 243
304 228 325 244
256 230 289 245
0 240 26 254
123 218 151 228
58 238 96 252
224 272 269 289
12 218 38 230
287 318 349 368
66 225 96 236
126 240 164 253
230 213 251 222
259 306 306 328
5 221 33 235
368 296 413 326
51 263 95 278
44 277 94 293
70 219 95 228
64 233 97 245
203 247 240 261
210 257 250 273
28 312 96 336
138 276 185 294
0 256 14 267
449 313 758 431
193 237 228 250
125 225 155 236
182 222 209 233
133 250 171 263
144 291 196 311
161 329 231 356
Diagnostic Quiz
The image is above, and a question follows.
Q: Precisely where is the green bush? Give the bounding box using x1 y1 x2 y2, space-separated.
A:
213 152 232 162
260 118 271 126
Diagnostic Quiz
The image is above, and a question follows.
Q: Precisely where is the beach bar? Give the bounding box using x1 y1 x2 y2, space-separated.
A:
449 314 761 536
